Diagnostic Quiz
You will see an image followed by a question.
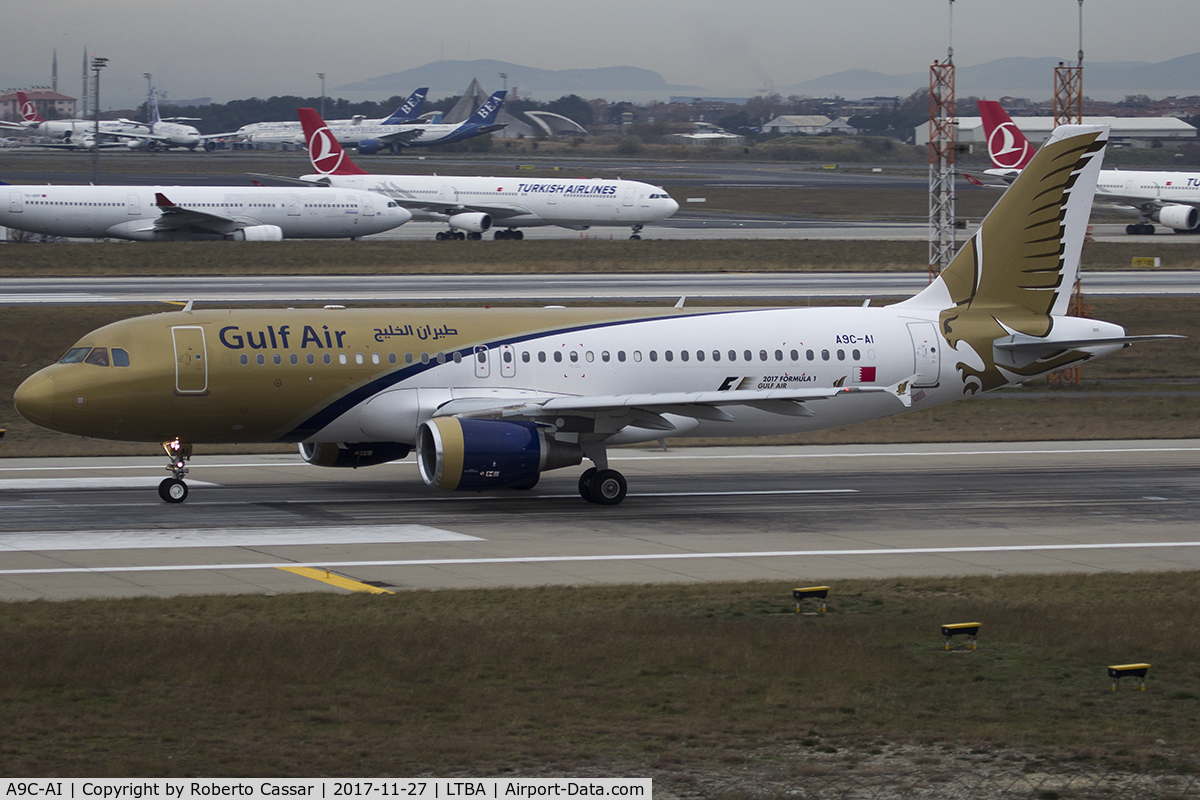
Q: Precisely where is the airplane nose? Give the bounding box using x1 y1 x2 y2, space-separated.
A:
13 370 57 427
666 197 680 216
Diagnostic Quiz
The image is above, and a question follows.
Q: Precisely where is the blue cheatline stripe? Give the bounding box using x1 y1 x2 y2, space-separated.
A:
281 308 751 441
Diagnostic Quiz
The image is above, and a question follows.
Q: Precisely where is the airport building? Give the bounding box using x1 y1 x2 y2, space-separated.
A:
0 89 77 122
916 115 1198 149
760 115 858 135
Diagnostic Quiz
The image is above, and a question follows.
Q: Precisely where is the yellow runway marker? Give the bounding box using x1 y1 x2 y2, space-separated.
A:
277 567 394 594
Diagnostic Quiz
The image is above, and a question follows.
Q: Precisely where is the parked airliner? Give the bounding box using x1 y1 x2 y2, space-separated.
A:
317 90 507 154
283 107 678 240
0 183 410 241
0 90 149 149
14 124 1182 505
220 88 429 147
977 100 1200 235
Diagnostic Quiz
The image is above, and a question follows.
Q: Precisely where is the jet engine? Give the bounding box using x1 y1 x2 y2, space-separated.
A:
1151 204 1200 231
357 139 384 155
299 441 411 469
417 418 582 491
127 138 160 152
227 225 284 242
447 212 492 233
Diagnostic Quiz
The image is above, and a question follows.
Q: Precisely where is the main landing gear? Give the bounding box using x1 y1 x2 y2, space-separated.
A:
494 229 524 240
435 230 482 241
158 438 192 504
576 446 628 505
1126 223 1155 235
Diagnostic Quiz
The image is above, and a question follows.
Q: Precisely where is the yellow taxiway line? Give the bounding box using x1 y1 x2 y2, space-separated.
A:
277 566 394 594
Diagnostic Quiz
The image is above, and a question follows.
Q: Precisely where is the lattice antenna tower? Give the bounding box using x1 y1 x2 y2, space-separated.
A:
1054 0 1084 126
928 0 957 279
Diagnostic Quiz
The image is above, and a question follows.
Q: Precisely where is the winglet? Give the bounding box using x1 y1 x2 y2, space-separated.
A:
297 107 370 176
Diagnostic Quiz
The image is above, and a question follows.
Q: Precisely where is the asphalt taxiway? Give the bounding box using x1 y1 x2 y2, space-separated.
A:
1 440 1197 601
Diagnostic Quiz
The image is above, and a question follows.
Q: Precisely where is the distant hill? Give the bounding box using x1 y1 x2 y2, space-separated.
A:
778 53 1200 101
336 59 704 102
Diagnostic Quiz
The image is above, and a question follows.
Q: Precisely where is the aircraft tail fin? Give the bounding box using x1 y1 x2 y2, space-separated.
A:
147 88 162 127
381 88 428 125
978 100 1035 170
16 91 45 123
297 107 370 176
467 91 507 126
897 124 1108 321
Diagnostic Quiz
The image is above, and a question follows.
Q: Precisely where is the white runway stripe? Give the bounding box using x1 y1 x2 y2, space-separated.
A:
0 525 480 552
1 541 1197 575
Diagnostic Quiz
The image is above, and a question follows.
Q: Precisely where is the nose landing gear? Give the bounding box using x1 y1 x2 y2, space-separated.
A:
158 438 192 503
629 224 644 240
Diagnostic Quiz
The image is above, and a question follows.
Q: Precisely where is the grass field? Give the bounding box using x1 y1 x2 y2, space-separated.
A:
3 574 1199 789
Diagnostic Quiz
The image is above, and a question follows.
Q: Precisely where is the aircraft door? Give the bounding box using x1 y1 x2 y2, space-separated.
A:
473 345 490 378
360 195 375 216
126 193 141 215
287 195 301 216
907 322 940 387
500 345 516 378
172 326 208 395
9 191 22 213
623 187 635 207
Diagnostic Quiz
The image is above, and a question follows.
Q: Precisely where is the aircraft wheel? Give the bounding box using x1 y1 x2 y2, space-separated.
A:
454 231 466 241
158 478 188 504
578 467 598 503
468 232 482 241
436 231 447 241
1126 225 1138 235
494 230 507 240
629 234 642 240
590 470 627 505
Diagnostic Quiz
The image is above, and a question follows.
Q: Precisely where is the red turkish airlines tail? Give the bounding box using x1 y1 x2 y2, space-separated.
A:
296 107 369 176
977 100 1035 171
16 91 46 123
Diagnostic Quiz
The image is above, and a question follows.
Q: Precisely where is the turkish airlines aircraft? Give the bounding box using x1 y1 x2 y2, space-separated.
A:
977 100 1200 235
0 90 150 149
288 107 678 240
14 124 1182 505
0 183 410 241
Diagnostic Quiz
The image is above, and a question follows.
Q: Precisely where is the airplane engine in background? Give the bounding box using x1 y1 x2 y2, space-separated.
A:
447 212 491 233
226 225 284 242
1152 205 1200 231
417 418 582 491
299 441 411 469
356 139 384 155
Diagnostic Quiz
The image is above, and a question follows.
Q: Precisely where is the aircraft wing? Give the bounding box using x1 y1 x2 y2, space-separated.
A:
371 128 427 145
387 197 536 221
433 382 915 431
152 192 244 234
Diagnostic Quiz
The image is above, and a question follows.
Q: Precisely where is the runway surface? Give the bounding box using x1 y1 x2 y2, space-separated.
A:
1 440 1197 601
3 270 1198 306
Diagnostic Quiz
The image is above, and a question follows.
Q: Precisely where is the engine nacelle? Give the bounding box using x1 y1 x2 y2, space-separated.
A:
226 225 284 242
447 212 492 233
417 418 582 491
357 138 384 155
299 441 411 469
1151 204 1200 231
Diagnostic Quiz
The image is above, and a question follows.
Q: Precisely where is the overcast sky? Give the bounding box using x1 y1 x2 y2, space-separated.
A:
3 0 1196 108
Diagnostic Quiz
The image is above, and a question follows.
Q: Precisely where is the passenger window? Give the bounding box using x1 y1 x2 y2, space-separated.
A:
570 351 578 363
633 351 642 362
453 352 462 364
256 354 266 366
539 352 547 363
807 349 815 361
680 350 689 362
420 353 429 364
240 354 249 366
477 351 486 364
404 353 412 364
436 353 445 364
274 354 283 365
727 351 736 362
601 351 610 362
775 350 783 361
790 350 798 361
743 350 751 361
372 353 381 365
821 350 830 361
852 349 861 360
308 353 316 365
389 353 397 364
324 353 332 365
649 350 658 362
84 347 109 367
339 353 348 365
618 351 626 362
712 350 720 362
112 348 131 367
585 351 594 363
553 351 563 363
759 350 768 362
522 352 530 363
291 353 299 365
664 351 673 362
837 349 845 361
503 351 513 364
695 350 704 362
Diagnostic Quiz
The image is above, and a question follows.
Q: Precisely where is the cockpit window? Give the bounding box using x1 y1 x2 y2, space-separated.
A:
60 347 91 364
84 347 110 367
112 348 130 367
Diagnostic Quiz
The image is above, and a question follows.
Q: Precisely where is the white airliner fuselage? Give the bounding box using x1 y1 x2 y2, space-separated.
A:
1 185 411 241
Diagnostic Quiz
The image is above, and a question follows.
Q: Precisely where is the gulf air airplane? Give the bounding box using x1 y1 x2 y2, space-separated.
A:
13 125 1180 505
977 100 1200 235
0 183 411 241
284 107 678 240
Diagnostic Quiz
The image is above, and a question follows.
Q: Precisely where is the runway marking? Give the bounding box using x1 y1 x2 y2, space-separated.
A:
0 478 218 491
277 567 395 594
1 541 1198 576
0 443 1196 475
0 525 480 552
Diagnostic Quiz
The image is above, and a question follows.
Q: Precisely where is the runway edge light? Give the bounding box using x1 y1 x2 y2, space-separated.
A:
941 622 981 651
793 586 830 614
1108 663 1151 692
